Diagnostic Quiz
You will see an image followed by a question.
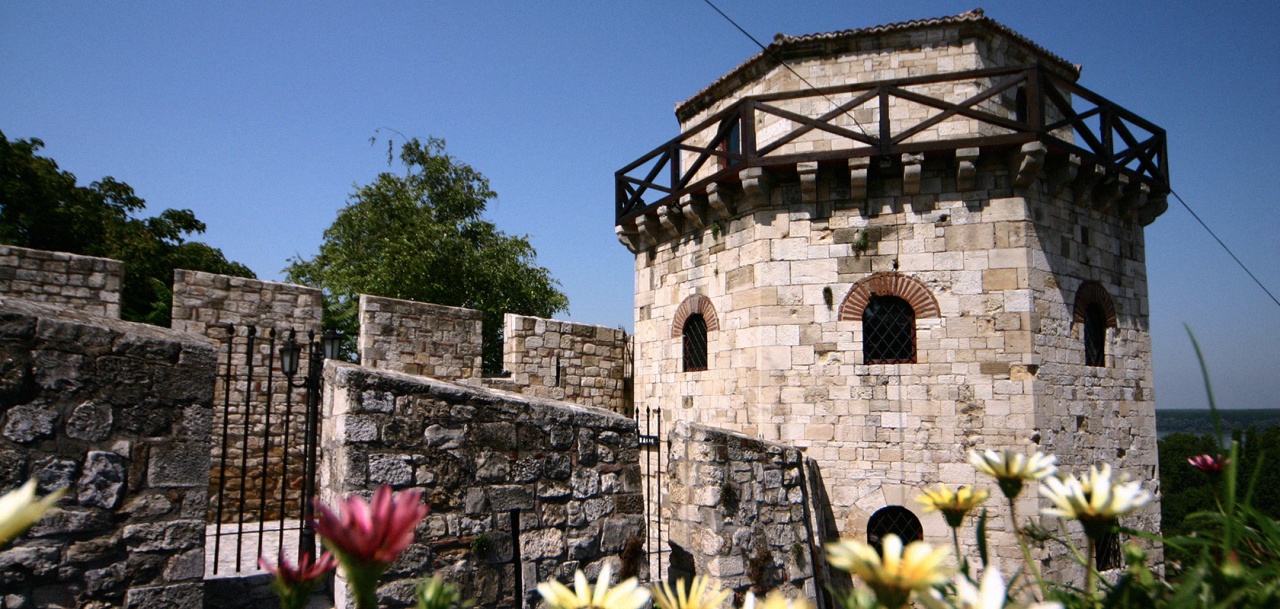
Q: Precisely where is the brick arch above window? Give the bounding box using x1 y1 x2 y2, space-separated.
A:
1072 281 1118 328
671 294 720 338
838 273 940 321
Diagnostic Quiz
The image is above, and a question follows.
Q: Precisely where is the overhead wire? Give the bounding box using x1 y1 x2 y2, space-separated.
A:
701 0 1278 311
700 0 872 139
1169 189 1280 309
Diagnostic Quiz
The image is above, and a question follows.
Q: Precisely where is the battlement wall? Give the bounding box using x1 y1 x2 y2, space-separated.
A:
358 294 483 385
501 313 629 413
0 244 122 318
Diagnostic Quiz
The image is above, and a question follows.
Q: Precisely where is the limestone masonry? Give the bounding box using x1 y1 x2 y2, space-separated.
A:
618 9 1165 582
0 245 122 319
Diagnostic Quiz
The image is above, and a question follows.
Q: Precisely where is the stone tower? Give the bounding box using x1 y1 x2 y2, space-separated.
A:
615 10 1167 577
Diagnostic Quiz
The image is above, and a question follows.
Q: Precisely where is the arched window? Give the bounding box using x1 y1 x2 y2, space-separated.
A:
839 273 939 366
863 296 915 364
867 506 923 553
682 314 708 372
673 294 719 373
1072 281 1117 368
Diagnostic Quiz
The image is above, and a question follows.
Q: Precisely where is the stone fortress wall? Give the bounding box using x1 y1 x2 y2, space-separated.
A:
664 422 821 602
0 298 216 608
626 11 1163 581
0 244 123 319
359 295 485 385
501 313 629 412
320 362 645 609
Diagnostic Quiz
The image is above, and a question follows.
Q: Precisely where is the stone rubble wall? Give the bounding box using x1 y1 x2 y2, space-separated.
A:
320 362 645 609
0 245 123 319
170 269 323 524
500 314 629 413
358 295 483 385
0 298 215 608
665 422 819 601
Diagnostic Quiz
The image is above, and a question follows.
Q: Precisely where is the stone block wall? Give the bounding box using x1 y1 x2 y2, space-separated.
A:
631 148 1161 576
0 245 123 318
170 269 323 524
358 295 483 385
0 298 215 608
501 314 629 413
320 362 645 609
665 423 820 601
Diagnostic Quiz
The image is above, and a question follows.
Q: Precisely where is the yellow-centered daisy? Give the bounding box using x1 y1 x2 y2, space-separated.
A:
826 534 951 609
536 564 651 609
916 484 989 528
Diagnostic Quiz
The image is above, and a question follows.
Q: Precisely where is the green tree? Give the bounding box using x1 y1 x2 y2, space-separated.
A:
285 137 568 371
0 131 254 325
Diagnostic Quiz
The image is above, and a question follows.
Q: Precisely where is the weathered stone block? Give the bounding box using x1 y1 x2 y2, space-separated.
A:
147 443 208 488
77 451 127 509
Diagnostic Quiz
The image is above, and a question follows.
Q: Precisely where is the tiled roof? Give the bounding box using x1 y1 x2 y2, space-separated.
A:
675 9 1080 122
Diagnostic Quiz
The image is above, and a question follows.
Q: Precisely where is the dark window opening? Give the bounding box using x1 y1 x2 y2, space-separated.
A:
1095 529 1122 571
863 296 915 364
683 313 708 372
1084 303 1106 367
716 119 741 169
867 506 924 554
1015 86 1029 124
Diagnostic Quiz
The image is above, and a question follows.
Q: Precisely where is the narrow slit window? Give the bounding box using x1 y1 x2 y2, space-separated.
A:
1084 303 1106 367
682 313 708 372
863 296 915 364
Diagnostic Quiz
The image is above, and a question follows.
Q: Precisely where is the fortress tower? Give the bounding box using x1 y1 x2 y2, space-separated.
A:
615 10 1167 576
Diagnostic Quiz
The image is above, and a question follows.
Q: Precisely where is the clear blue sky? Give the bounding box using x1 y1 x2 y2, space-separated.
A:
3 1 1277 410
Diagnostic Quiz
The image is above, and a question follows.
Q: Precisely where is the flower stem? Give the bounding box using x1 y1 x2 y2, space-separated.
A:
951 526 966 576
1085 536 1097 605
1007 496 1047 598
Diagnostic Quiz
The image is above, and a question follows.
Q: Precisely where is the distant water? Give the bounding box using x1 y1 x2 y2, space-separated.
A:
1156 409 1280 439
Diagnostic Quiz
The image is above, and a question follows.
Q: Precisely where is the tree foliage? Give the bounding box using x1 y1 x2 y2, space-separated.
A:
0 131 254 325
286 137 568 371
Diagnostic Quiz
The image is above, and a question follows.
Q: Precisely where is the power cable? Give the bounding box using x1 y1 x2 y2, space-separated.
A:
1170 189 1280 309
700 0 871 139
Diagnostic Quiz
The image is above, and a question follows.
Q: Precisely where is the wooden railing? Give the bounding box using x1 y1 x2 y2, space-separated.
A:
615 64 1168 224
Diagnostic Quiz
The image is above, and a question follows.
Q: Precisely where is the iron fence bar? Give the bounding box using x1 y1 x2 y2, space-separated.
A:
656 407 663 577
212 324 236 575
234 325 257 572
299 330 322 559
257 328 277 559
277 329 297 559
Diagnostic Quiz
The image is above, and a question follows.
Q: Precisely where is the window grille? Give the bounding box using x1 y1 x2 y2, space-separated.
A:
683 314 708 372
1084 303 1106 367
1095 529 1122 571
863 296 915 364
867 506 924 553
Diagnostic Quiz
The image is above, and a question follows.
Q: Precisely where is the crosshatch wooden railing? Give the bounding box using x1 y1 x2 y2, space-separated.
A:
615 64 1169 223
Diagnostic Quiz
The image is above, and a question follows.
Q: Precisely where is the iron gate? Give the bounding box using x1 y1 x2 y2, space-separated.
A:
208 325 325 576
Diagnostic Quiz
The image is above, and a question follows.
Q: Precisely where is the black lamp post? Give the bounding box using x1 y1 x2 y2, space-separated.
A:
321 329 342 361
275 329 341 559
